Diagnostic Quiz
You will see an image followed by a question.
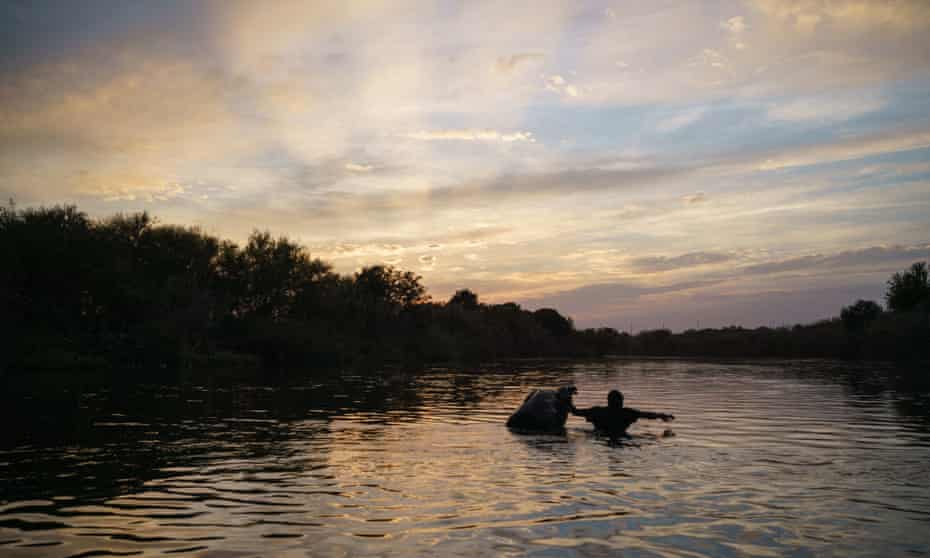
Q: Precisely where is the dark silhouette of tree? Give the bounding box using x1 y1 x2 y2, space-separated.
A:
841 300 882 332
636 328 673 354
886 262 930 312
354 265 428 309
448 289 479 310
840 299 884 359
533 308 574 337
218 231 332 321
2 203 928 375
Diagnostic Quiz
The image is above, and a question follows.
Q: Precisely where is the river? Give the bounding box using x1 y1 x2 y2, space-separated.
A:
2 359 929 557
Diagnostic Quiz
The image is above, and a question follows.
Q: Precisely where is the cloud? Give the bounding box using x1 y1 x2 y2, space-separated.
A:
721 15 748 49
401 129 535 142
520 245 929 329
274 163 688 228
285 157 398 193
698 48 727 69
147 120 927 241
682 192 707 204
767 94 886 122
752 0 930 33
596 282 886 331
742 244 930 275
307 226 512 258
0 49 247 202
520 279 724 321
656 107 707 133
78 175 187 202
631 251 733 273
495 53 544 73
418 254 437 270
344 162 374 173
1 54 235 148
721 16 747 34
753 128 930 171
418 164 688 208
569 1 930 107
545 75 581 98
311 241 405 259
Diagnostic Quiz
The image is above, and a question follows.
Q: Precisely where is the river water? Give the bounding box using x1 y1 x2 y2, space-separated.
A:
2 359 929 557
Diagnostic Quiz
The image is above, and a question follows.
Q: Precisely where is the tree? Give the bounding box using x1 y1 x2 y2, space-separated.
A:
448 289 479 310
354 265 428 309
885 262 930 312
533 308 574 337
220 231 332 321
841 299 882 332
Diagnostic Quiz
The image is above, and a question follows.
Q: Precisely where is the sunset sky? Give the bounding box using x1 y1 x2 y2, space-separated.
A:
3 0 929 331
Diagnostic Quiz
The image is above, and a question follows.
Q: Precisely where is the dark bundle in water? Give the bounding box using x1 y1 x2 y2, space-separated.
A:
506 386 577 432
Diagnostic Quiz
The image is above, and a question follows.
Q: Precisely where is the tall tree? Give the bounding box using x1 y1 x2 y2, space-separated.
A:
886 262 930 312
448 289 479 310
841 300 882 332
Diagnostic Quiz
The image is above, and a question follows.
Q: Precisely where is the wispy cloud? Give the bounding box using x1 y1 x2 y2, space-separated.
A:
767 94 886 122
656 107 707 133
495 53 544 73
545 75 581 98
631 251 734 273
721 16 747 34
721 15 747 49
401 129 535 142
418 254 437 270
743 244 930 275
752 0 930 33
682 192 707 204
344 162 374 173
521 279 724 320
753 127 930 171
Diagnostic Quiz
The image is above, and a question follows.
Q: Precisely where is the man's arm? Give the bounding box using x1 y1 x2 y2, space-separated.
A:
632 409 675 421
571 405 589 417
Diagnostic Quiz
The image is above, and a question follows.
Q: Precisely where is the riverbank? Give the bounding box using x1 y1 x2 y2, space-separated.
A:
4 204 928 378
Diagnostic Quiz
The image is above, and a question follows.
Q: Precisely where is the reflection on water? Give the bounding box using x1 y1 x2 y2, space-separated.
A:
2 360 930 557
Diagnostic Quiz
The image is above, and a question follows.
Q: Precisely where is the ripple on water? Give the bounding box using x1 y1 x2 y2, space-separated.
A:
1 360 930 557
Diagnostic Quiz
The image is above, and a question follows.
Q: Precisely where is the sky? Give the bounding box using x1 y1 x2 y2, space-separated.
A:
2 0 929 331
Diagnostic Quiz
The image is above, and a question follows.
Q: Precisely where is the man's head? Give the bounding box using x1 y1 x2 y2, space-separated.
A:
607 389 624 409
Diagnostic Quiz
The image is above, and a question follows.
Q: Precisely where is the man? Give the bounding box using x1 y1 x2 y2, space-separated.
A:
572 389 674 437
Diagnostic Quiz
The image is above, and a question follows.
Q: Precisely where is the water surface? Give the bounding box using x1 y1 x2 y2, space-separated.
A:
2 359 930 557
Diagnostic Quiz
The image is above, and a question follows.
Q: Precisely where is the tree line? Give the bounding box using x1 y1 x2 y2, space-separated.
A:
623 262 928 361
1 204 927 377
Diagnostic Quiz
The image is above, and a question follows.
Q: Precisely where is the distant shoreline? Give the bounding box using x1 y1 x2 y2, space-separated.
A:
3 204 928 378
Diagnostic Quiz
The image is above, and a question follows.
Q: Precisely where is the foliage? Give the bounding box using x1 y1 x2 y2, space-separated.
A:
841 300 883 333
2 204 928 377
354 265 429 309
885 262 930 312
448 289 479 310
533 308 574 337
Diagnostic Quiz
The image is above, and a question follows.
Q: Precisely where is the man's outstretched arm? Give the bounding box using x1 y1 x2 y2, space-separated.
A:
571 406 593 418
633 409 675 421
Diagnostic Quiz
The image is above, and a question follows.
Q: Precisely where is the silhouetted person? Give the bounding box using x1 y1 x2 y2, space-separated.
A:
572 390 673 437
